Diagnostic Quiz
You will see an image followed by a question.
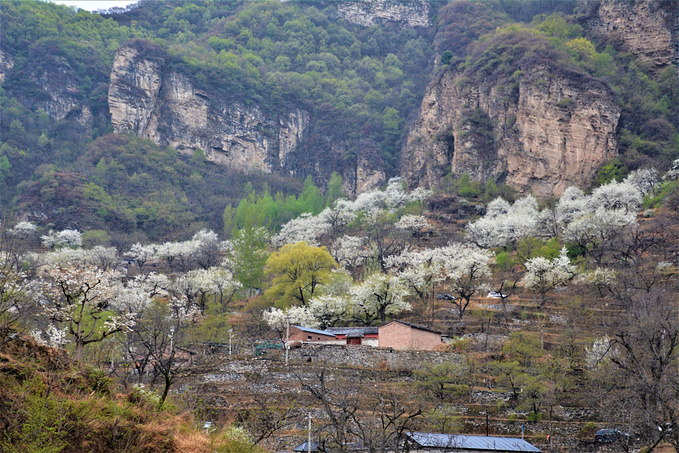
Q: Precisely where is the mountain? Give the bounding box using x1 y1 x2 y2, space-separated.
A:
0 0 677 239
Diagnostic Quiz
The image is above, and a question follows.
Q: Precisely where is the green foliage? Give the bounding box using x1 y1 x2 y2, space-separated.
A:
597 158 628 186
414 362 470 402
458 173 482 198
230 224 270 291
517 237 562 261
264 242 338 307
440 50 454 66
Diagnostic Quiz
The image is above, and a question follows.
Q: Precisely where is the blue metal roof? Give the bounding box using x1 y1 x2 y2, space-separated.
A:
406 432 541 452
293 441 319 452
292 326 337 337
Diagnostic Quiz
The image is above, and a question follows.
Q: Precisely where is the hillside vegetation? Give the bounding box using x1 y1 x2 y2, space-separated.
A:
1 0 677 241
1 2 679 451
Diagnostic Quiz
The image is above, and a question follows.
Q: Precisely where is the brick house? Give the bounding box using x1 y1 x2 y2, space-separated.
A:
286 322 442 350
326 327 379 346
289 326 338 344
378 321 442 351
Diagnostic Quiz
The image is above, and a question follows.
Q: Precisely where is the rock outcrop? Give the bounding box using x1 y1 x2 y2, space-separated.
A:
0 49 13 83
337 0 430 27
24 53 94 132
109 42 309 174
588 0 678 72
402 64 620 199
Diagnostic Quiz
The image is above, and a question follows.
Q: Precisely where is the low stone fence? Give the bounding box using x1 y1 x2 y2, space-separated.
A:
288 343 462 370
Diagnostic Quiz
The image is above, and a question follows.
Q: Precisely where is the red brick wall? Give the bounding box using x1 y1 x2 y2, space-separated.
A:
378 322 441 350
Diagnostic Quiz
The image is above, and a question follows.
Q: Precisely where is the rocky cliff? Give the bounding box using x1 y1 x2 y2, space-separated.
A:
336 0 430 27
402 36 620 199
108 41 387 194
588 0 678 72
109 42 309 175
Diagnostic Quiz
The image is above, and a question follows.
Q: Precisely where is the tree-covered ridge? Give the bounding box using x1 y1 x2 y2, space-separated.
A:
1 0 678 244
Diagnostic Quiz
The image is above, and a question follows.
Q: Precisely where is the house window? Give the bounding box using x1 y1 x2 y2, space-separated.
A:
307 335 312 340
317 337 321 340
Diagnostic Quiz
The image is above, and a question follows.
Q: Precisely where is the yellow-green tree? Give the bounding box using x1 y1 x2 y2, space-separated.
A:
264 242 338 307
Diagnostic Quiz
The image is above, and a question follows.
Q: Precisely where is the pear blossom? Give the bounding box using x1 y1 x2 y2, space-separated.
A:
350 273 411 325
589 180 642 213
585 337 616 369
41 229 82 249
521 247 576 306
272 213 332 247
624 168 660 198
38 265 132 360
9 221 37 237
263 306 320 336
308 295 350 329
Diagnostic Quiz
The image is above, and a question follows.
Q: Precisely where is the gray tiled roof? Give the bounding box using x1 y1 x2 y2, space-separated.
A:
326 327 379 336
405 432 541 452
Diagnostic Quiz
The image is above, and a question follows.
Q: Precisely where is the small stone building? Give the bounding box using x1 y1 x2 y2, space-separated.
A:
403 432 541 453
378 321 442 351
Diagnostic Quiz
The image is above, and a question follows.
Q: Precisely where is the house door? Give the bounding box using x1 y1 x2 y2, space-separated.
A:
347 337 362 345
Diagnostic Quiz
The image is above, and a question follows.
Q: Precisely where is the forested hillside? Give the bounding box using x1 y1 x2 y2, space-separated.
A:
1 3 679 450
1 0 677 242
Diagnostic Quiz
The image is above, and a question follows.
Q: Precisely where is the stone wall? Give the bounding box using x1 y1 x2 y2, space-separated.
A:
288 344 461 370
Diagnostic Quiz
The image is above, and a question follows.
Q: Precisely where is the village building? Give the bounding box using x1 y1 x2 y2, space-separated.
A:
403 432 541 453
378 321 442 351
287 321 442 351
326 327 379 346
288 326 338 344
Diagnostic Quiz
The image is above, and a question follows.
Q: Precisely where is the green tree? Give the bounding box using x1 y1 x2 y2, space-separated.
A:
264 242 337 307
231 225 270 291
325 171 344 207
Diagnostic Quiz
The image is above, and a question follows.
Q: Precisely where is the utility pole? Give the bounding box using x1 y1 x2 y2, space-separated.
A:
308 412 312 453
228 328 233 356
285 316 290 366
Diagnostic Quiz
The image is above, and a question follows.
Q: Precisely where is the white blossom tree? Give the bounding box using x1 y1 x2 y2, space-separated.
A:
440 243 493 318
350 273 411 326
521 247 576 307
330 236 369 274
263 306 320 340
588 180 643 214
272 213 332 248
125 242 157 270
536 186 588 238
0 253 38 339
466 195 539 248
38 266 134 361
308 295 350 329
41 229 83 249
624 168 660 198
564 208 637 265
386 248 447 323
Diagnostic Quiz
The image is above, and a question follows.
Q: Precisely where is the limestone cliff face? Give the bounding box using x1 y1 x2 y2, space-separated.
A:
589 0 678 72
109 43 309 174
403 66 620 199
337 0 430 27
24 53 93 129
0 49 13 83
